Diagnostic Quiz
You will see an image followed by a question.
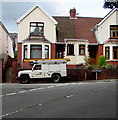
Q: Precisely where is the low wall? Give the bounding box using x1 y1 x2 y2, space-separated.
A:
67 69 118 82
10 60 118 83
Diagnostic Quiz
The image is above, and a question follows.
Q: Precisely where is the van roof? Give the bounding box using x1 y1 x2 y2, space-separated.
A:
30 60 67 65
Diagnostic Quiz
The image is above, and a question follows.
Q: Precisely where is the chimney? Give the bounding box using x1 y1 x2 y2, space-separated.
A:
70 8 76 18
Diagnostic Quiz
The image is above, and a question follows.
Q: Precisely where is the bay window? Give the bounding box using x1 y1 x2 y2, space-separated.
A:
30 45 42 59
113 46 118 59
105 47 110 59
24 45 28 59
45 45 49 59
67 44 74 55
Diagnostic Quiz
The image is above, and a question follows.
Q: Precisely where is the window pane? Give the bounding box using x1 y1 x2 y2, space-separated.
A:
117 31 118 37
34 65 41 70
110 25 118 38
31 23 36 26
38 23 44 26
113 46 118 59
24 45 27 59
67 44 74 55
79 45 85 55
31 45 42 59
45 45 49 59
105 47 110 59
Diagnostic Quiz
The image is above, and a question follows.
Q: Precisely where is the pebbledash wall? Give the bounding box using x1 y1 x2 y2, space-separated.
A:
94 8 118 65
17 6 57 69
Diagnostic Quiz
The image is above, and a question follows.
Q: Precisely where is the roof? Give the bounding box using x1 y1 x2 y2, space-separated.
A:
53 16 102 43
23 36 51 43
104 38 118 44
97 8 118 26
17 5 58 24
0 22 9 34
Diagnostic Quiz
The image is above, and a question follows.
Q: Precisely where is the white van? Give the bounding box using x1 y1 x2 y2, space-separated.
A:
18 60 67 84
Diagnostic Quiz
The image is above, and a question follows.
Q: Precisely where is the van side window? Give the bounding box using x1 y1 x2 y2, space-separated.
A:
34 65 41 70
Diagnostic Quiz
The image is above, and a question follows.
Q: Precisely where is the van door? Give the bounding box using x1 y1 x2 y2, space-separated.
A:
32 65 43 78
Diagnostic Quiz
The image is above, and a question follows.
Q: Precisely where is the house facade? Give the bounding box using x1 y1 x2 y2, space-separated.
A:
94 8 118 65
17 5 118 69
0 22 14 60
0 22 14 82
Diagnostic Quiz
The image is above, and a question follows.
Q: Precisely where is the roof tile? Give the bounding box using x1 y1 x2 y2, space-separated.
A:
53 16 103 43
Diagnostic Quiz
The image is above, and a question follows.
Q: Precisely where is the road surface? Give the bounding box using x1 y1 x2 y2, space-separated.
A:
1 80 117 118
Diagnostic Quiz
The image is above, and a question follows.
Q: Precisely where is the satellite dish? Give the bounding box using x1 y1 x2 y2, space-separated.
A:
76 13 79 15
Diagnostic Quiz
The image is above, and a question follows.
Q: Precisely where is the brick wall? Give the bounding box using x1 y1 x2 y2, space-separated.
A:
10 60 118 83
67 65 77 69
51 43 56 59
96 44 103 64
17 43 22 65
67 69 118 82
107 61 118 66
11 59 18 83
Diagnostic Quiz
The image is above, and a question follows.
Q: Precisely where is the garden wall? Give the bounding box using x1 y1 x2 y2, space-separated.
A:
8 60 118 83
67 69 118 82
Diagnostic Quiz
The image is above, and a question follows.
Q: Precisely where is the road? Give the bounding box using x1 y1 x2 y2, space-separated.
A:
1 80 117 118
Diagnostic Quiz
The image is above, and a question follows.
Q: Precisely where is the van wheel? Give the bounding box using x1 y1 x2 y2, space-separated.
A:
51 74 61 83
20 75 30 84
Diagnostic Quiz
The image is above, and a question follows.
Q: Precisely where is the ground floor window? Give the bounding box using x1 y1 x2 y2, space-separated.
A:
113 46 118 59
45 45 49 59
105 47 110 59
30 45 42 59
79 45 85 55
24 45 28 59
67 44 74 55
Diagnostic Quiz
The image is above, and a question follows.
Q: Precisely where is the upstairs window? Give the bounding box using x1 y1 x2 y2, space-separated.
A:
113 46 118 59
105 47 110 59
110 25 118 38
30 22 44 36
79 45 85 55
67 44 74 55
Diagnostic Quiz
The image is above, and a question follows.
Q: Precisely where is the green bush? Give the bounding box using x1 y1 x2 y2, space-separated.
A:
98 55 107 66
14 51 17 58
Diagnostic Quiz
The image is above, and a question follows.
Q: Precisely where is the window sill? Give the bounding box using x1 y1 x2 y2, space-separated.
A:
106 59 118 61
79 54 85 56
109 37 118 39
29 35 45 39
67 55 75 56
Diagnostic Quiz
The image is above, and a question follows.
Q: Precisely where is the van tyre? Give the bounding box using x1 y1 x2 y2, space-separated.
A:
20 75 30 84
51 74 61 83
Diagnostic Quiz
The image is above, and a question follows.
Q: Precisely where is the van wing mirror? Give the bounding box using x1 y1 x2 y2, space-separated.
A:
32 66 35 71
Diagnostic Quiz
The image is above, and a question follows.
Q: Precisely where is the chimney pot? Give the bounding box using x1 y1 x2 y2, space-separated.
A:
70 8 76 18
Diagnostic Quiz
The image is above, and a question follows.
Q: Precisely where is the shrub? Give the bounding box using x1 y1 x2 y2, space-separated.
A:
14 51 17 58
98 55 107 66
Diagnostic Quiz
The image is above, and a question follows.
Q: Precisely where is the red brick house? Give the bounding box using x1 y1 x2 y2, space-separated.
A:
17 5 118 69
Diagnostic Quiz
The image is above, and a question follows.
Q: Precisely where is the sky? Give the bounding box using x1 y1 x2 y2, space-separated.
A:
0 0 112 33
